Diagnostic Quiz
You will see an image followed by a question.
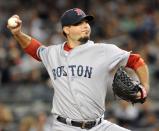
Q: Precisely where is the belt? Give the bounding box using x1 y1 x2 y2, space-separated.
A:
57 116 102 129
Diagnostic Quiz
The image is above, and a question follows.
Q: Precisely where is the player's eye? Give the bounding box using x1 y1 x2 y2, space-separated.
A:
73 19 89 26
73 21 82 26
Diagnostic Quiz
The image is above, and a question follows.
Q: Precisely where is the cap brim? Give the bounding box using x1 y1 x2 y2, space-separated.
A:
84 15 94 22
72 15 94 25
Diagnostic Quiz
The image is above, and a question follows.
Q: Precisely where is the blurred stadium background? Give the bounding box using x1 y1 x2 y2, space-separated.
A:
0 0 159 130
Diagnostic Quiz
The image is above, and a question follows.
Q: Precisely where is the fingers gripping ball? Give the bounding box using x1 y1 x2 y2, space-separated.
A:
112 67 147 104
8 17 18 28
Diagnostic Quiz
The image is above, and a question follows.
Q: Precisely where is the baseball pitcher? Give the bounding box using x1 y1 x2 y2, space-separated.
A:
7 8 149 131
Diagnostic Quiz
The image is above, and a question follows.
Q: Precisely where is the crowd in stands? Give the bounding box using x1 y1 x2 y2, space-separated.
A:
0 0 159 130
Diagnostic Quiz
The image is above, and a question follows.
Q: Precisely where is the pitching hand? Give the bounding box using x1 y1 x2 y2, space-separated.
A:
7 15 22 35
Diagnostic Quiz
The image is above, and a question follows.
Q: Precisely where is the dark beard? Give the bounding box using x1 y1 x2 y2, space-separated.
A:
78 36 89 44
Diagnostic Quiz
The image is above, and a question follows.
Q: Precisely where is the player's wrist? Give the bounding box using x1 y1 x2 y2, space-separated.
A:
139 85 147 98
141 83 149 93
13 30 22 36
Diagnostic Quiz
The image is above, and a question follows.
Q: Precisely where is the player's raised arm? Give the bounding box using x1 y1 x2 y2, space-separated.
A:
7 15 31 48
7 15 42 61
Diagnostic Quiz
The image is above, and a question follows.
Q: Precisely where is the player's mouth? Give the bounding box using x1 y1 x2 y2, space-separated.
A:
82 30 90 34
82 30 89 32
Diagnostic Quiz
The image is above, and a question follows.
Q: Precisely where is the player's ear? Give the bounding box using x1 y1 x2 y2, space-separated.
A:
63 26 69 35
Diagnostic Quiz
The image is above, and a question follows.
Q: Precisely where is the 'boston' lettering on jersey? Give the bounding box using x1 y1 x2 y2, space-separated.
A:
52 65 93 80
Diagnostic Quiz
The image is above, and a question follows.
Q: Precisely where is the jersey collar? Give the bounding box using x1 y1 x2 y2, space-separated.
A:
61 40 94 57
64 43 72 52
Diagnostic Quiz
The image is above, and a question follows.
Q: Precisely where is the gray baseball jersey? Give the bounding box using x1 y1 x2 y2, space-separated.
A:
37 40 131 130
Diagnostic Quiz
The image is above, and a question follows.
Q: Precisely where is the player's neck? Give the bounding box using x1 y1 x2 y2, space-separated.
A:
67 39 81 48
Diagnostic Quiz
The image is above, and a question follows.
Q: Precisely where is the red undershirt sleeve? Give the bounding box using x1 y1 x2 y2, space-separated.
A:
24 38 42 61
126 54 145 70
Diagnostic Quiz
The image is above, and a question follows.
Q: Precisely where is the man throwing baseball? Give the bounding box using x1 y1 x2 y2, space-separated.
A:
7 8 149 131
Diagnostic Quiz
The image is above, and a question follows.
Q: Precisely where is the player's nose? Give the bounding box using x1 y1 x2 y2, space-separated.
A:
82 21 89 29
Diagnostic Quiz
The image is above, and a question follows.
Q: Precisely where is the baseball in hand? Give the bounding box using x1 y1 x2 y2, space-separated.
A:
8 17 18 27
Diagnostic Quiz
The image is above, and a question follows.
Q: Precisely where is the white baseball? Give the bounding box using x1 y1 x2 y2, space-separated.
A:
8 17 18 27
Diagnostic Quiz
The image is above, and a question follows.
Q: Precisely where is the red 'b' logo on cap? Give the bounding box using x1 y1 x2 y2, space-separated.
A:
74 8 85 16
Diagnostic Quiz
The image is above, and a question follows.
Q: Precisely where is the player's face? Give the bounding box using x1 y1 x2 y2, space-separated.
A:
66 20 91 43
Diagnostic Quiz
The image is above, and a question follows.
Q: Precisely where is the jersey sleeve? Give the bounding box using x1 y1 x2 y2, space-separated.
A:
107 45 131 71
37 45 58 83
37 46 50 69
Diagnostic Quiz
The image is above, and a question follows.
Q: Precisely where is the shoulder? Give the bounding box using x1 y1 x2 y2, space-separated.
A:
45 44 62 50
38 44 61 54
92 42 129 56
93 42 119 50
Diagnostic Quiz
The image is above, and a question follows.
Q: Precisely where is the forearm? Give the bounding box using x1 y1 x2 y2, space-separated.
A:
14 33 42 61
135 64 149 92
126 54 150 92
13 31 32 48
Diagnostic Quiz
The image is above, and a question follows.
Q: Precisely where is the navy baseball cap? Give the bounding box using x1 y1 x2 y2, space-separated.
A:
60 8 94 27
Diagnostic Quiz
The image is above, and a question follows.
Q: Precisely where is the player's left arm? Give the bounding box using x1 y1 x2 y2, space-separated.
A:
13 32 42 61
14 33 42 61
126 54 150 93
23 38 42 61
7 15 43 61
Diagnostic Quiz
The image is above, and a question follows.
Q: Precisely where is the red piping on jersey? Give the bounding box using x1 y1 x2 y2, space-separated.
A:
126 54 145 70
24 38 41 61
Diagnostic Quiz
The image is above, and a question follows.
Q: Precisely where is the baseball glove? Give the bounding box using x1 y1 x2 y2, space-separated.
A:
112 67 147 104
